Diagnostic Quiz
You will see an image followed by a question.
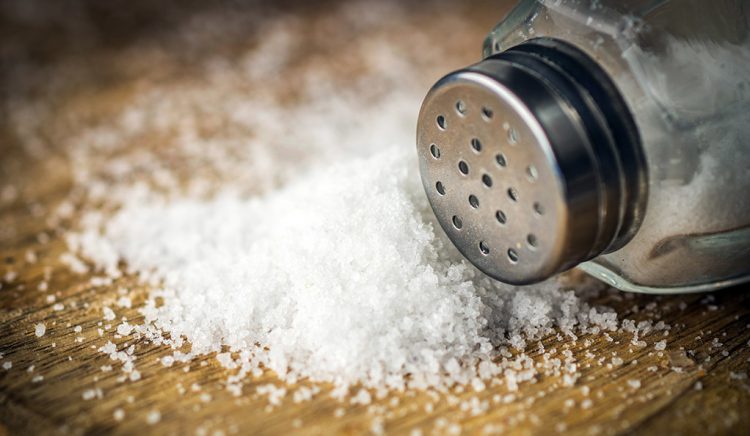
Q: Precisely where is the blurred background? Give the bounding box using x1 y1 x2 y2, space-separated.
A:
0 0 505 209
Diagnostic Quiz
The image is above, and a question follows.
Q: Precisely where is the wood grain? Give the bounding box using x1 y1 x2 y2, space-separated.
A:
1 1 749 435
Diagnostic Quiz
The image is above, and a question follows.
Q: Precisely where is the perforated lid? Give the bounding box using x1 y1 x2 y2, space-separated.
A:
417 39 645 285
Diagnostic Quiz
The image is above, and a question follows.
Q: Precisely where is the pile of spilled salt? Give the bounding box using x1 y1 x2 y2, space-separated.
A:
70 146 620 395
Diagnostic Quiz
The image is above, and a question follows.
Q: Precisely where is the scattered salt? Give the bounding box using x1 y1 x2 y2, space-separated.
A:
351 389 372 405
117 297 132 309
102 307 115 321
34 323 46 337
257 384 287 406
2 361 12 370
116 322 133 336
146 410 161 425
82 388 103 400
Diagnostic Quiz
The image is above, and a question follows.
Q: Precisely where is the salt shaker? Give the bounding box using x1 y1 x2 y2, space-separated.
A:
417 0 750 293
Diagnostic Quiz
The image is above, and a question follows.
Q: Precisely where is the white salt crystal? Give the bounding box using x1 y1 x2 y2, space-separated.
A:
34 323 46 337
216 353 236 369
117 297 132 309
351 389 372 405
146 410 161 425
257 384 286 406
52 303 64 311
102 307 115 321
25 250 37 264
32 375 44 383
82 388 103 400
60 252 89 274
2 361 12 370
470 378 486 392
627 379 641 389
113 408 125 421
292 387 314 403
116 322 133 336
654 340 666 351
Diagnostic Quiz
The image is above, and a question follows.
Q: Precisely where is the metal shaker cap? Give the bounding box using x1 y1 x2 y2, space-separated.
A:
417 38 646 285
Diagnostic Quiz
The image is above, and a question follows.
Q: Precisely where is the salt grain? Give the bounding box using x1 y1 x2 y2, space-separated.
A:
34 323 46 337
146 410 161 425
102 307 115 321
117 297 132 309
627 379 641 389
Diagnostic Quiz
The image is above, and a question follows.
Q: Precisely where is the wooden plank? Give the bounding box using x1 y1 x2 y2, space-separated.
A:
1 224 749 435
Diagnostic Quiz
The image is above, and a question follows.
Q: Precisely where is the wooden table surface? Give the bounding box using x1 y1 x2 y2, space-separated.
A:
1 1 749 435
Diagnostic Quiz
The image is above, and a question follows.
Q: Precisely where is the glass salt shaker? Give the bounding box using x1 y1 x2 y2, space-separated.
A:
416 0 750 293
